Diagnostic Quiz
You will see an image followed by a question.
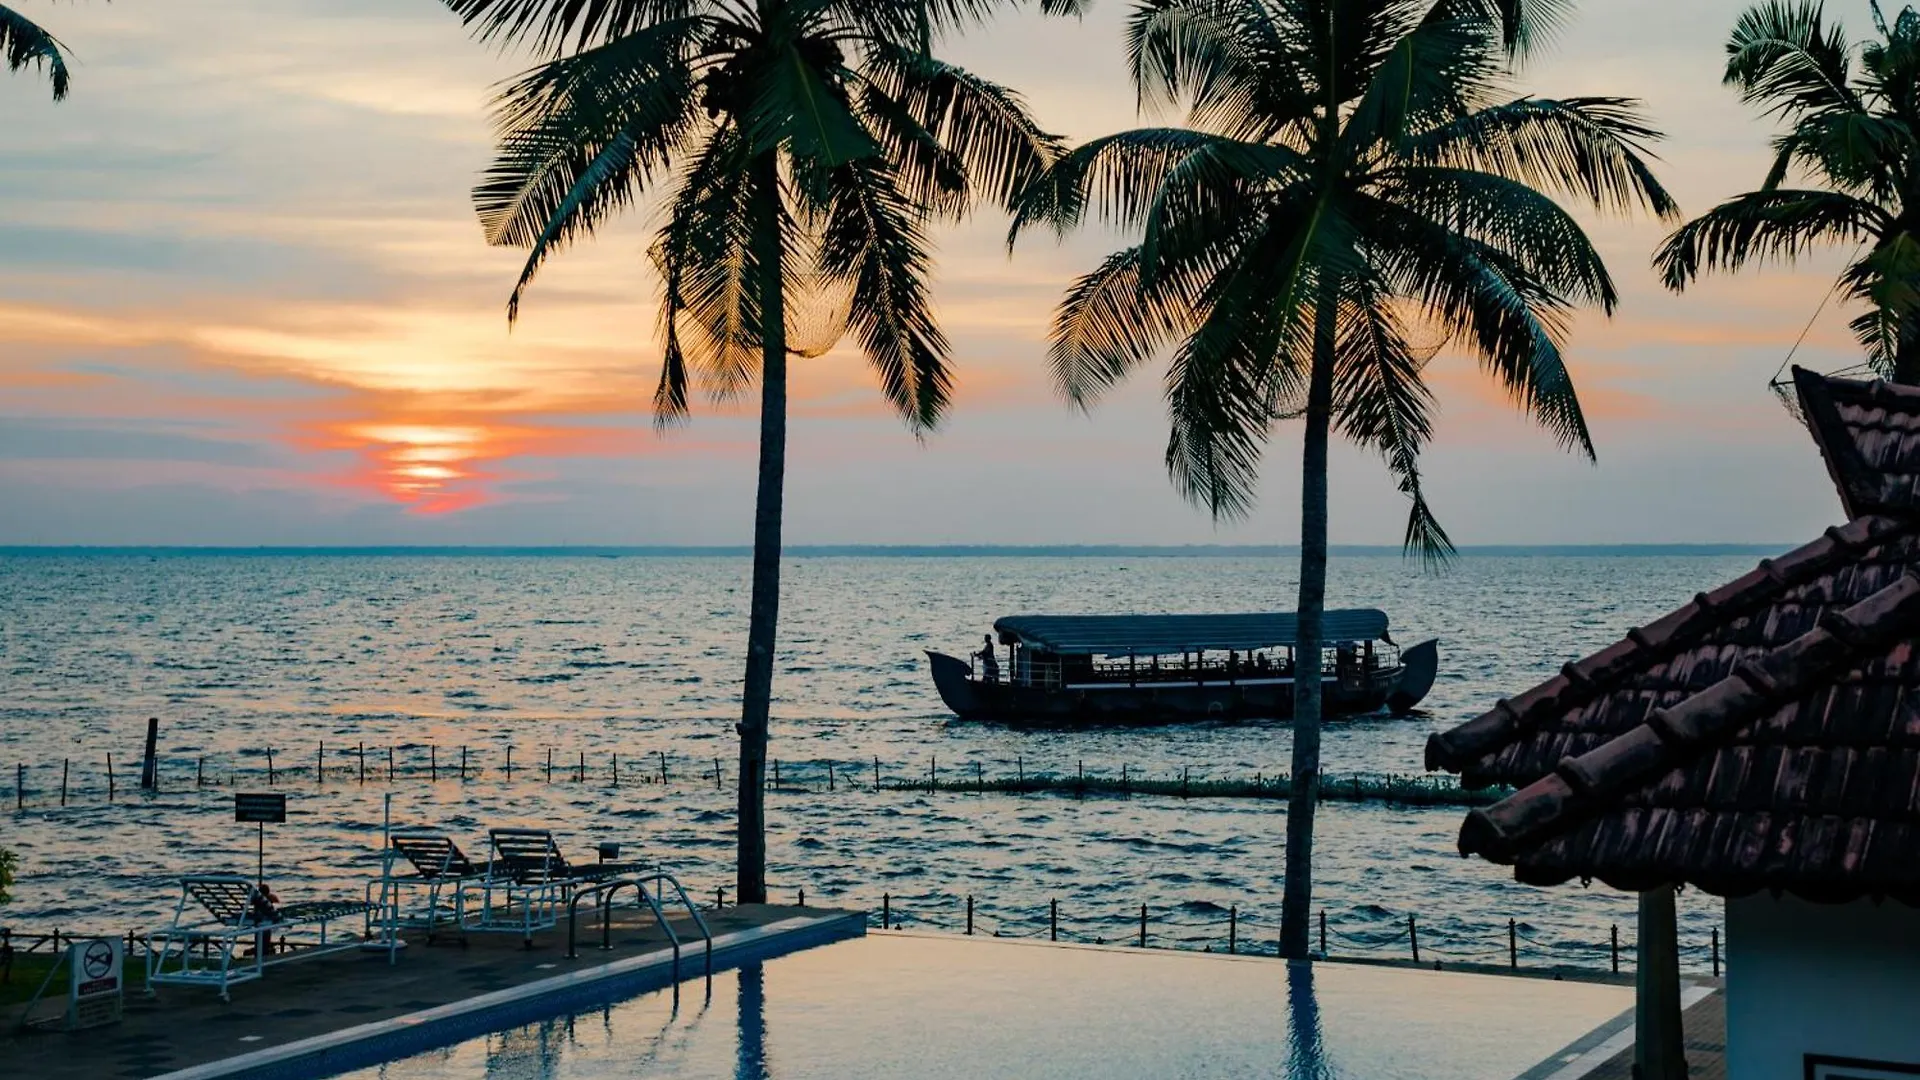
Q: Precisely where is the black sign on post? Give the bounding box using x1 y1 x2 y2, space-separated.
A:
234 793 286 823
235 793 287 887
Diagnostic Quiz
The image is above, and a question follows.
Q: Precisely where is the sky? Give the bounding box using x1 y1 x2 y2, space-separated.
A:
0 0 1892 546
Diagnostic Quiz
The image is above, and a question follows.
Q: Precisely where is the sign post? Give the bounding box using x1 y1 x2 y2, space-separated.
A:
66 937 123 1030
234 793 287 887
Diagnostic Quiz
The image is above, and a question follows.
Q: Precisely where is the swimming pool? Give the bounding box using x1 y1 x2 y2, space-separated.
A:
332 932 1630 1080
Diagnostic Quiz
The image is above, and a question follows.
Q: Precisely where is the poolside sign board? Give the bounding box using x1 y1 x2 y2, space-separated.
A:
66 937 123 1029
235 792 287 823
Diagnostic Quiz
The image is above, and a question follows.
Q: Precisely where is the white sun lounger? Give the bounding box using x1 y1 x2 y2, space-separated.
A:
457 828 643 946
145 875 381 1000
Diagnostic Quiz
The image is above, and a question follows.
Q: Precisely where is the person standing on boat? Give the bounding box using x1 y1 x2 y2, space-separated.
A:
976 635 1000 682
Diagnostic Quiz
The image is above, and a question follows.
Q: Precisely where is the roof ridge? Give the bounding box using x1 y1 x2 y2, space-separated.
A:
1457 568 1920 865
1424 514 1916 779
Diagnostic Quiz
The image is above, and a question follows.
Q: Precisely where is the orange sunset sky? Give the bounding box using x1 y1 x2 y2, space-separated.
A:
0 0 1888 545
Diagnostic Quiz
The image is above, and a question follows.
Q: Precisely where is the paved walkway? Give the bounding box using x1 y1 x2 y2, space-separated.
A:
0 903 833 1080
1569 989 1726 1080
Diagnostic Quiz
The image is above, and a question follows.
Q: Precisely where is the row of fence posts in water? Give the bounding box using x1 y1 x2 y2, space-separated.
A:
13 741 1480 810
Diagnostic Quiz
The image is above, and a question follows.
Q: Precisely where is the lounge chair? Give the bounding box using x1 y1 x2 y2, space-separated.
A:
458 828 644 945
369 831 492 944
146 875 381 1000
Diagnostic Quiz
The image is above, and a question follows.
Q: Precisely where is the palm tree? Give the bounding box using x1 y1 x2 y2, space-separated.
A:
441 0 1061 902
1010 0 1674 957
3 3 79 99
1656 1 1920 383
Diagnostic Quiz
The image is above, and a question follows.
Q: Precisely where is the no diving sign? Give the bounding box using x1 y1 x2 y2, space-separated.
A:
67 938 123 1029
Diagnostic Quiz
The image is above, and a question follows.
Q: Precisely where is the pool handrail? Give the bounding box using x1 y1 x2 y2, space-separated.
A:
564 870 712 980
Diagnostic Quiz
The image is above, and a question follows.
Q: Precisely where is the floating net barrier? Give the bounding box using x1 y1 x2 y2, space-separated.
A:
5 740 1509 812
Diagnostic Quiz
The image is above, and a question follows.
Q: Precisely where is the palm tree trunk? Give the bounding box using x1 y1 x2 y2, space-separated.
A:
1279 280 1338 960
736 149 788 906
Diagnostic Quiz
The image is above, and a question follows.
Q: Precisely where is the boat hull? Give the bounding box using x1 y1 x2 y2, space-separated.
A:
927 650 1405 727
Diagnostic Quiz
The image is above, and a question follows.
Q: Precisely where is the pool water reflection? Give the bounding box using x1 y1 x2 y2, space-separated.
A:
340 933 1630 1080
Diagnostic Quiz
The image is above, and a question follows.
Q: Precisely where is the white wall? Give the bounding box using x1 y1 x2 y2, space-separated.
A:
1727 894 1920 1079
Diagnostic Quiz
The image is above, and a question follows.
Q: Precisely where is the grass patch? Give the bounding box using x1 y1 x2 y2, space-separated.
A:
0 951 65 1007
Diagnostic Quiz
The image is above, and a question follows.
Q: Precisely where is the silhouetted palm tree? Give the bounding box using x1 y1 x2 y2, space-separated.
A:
1011 0 1674 957
1657 1 1920 382
3 3 79 99
442 0 1061 902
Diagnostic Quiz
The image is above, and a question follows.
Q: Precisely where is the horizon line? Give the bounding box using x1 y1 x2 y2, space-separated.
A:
0 542 1798 557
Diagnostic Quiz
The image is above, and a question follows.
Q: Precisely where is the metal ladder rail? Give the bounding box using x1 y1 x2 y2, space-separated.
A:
565 875 708 980
646 870 713 975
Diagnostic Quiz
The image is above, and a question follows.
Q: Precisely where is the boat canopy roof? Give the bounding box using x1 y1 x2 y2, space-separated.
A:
991 610 1391 656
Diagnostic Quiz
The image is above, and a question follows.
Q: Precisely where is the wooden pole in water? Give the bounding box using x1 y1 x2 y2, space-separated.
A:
827 762 834 792
1139 904 1147 947
14 763 21 810
928 756 935 795
358 742 366 784
658 750 668 784
577 751 584 783
107 753 115 802
1409 914 1420 963
317 742 323 787
430 745 436 782
1229 905 1237 954
773 759 780 789
1050 898 1058 941
873 756 880 791
267 748 275 786
460 745 467 782
975 761 983 793
546 748 553 782
387 746 394 781
505 745 512 780
1509 918 1518 968
140 717 159 791
612 753 619 787
61 759 69 805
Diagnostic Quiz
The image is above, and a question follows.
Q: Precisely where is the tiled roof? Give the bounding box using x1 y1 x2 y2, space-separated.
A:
1424 514 1920 788
1451 567 1920 901
1796 366 1920 519
1427 368 1920 901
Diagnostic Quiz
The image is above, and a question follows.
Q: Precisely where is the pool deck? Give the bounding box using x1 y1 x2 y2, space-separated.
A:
0 903 859 1080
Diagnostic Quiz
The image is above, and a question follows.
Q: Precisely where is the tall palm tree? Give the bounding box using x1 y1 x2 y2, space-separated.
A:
1011 0 1674 957
441 0 1061 902
1656 1 1920 383
3 3 79 99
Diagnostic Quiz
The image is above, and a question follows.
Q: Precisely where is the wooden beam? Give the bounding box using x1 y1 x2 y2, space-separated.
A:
1635 884 1686 1079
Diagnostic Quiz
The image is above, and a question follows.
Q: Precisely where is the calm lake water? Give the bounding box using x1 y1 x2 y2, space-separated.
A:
0 551 1773 969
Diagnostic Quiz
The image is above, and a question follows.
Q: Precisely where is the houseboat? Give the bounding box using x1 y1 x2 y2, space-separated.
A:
926 610 1437 726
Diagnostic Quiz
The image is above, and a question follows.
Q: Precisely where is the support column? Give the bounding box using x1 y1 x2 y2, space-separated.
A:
1635 884 1686 1079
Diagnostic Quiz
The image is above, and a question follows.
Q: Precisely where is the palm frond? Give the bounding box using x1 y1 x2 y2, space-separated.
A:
477 21 704 321
1725 0 1862 121
818 159 952 432
1374 166 1617 310
1330 282 1454 564
1408 96 1680 221
1008 127 1277 243
1049 245 1213 408
1652 187 1890 291
0 3 70 100
651 125 765 413
860 44 1061 213
1374 203 1592 459
440 0 698 53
